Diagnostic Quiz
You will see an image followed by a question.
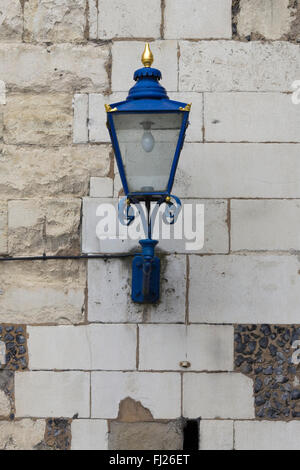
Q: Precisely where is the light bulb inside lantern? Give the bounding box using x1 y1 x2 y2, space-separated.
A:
141 121 155 153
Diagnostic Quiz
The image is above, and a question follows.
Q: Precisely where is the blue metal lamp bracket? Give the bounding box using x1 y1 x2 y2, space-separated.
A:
118 196 182 304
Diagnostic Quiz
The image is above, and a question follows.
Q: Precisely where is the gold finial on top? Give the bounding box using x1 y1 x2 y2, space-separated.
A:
142 43 154 68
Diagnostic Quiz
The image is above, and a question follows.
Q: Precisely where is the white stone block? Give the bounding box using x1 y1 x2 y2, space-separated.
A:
15 372 90 418
179 41 300 92
235 421 300 450
174 143 300 199
92 372 181 419
139 325 234 371
183 373 254 419
231 200 300 251
28 325 137 370
168 92 203 142
82 197 228 254
71 420 108 450
98 0 161 39
90 177 113 197
88 92 127 143
88 256 186 323
189 254 300 324
73 94 88 143
205 93 300 142
200 420 234 450
88 0 98 39
165 0 232 39
112 41 178 92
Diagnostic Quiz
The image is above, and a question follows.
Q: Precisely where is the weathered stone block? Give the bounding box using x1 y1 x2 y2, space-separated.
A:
0 260 86 324
0 201 7 255
108 421 183 450
235 421 300 450
0 0 23 42
90 177 113 198
189 255 300 324
0 44 110 93
15 371 90 418
71 419 108 450
0 420 45 450
231 200 300 251
88 0 98 39
174 143 300 199
112 41 178 92
236 0 294 40
199 420 234 450
165 0 232 39
0 145 111 199
179 41 300 92
73 94 88 143
91 372 181 419
183 373 255 419
8 198 81 256
205 93 300 142
4 95 72 146
88 257 186 324
98 0 161 39
24 0 87 43
28 324 137 370
139 325 234 371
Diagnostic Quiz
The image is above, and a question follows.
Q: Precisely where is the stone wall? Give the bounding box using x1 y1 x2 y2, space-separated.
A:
0 0 300 450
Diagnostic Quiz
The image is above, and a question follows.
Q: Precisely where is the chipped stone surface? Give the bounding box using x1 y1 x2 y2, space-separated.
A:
235 0 295 41
0 145 111 199
8 198 82 256
0 420 46 450
0 0 23 42
4 95 73 146
108 421 183 450
235 324 300 420
0 260 86 325
92 372 181 419
24 0 87 43
0 44 110 93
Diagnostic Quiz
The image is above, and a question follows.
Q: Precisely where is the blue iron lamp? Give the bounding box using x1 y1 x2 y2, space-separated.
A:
105 43 191 304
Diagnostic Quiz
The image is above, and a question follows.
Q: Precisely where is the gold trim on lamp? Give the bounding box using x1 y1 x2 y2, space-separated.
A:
105 104 118 113
142 43 154 68
179 103 192 112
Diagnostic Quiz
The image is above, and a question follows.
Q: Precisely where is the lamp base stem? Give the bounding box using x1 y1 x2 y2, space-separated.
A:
132 239 160 304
